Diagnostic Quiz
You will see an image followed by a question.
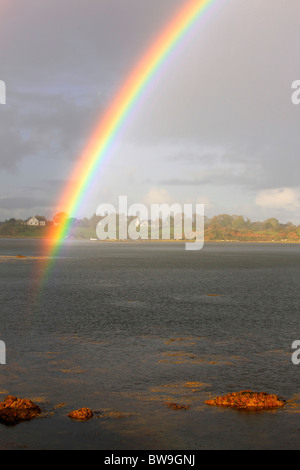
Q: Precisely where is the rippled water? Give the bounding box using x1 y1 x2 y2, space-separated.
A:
0 239 299 449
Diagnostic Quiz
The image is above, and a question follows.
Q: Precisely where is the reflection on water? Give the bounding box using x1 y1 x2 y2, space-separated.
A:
0 239 299 449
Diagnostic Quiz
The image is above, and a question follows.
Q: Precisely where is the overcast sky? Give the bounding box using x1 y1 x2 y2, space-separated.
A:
1 0 300 223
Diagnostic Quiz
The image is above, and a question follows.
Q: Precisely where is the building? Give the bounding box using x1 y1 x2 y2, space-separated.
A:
25 216 47 226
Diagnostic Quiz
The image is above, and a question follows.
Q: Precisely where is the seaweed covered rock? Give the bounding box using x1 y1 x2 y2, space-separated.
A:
165 402 190 410
68 407 94 421
0 395 41 425
205 390 285 411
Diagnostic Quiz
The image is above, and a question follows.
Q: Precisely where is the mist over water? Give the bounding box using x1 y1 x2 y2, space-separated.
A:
0 239 299 449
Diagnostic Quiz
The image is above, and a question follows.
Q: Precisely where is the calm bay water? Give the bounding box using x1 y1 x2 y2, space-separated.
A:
0 239 299 449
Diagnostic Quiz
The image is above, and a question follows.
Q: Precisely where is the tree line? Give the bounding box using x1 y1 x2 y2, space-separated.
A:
0 213 299 241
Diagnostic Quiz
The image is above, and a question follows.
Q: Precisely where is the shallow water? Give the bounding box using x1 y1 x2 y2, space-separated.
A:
0 239 299 449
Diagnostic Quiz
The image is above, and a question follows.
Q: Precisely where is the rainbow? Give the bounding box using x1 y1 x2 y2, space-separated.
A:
46 0 217 257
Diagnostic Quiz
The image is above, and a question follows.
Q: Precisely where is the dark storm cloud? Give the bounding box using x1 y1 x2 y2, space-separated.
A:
0 0 184 171
1 0 300 221
0 91 103 170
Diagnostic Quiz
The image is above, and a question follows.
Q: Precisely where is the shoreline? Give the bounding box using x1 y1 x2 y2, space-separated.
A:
0 236 299 244
0 255 50 260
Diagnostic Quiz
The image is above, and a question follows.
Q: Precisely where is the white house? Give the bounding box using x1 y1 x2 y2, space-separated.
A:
25 216 47 226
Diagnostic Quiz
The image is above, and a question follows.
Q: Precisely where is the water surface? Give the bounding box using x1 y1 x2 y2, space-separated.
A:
0 239 299 449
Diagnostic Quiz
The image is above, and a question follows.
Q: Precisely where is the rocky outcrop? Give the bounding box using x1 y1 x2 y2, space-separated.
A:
164 402 190 410
68 407 94 421
205 390 285 411
0 395 41 425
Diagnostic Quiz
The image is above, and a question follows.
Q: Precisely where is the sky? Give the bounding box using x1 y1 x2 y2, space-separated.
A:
1 0 300 223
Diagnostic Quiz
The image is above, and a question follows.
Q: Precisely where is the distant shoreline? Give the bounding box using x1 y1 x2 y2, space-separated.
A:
0 236 299 244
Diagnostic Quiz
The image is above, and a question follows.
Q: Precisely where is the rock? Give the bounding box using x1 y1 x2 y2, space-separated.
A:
68 407 94 421
164 402 190 410
205 390 285 411
0 395 41 425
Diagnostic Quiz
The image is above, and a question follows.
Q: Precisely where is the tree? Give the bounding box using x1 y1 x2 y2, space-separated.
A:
214 214 234 228
53 212 69 226
89 213 102 230
263 218 280 231
232 216 246 230
6 218 16 225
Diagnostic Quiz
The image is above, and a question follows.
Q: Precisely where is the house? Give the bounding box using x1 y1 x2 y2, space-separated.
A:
25 216 47 226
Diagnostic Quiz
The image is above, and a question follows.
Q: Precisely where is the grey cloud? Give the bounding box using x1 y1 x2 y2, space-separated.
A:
0 0 184 87
159 167 258 189
1 0 300 221
0 91 102 170
0 197 51 210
